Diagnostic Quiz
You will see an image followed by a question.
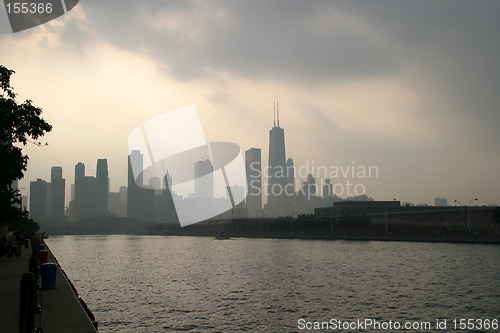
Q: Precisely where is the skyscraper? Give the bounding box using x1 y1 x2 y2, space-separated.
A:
149 177 161 189
286 157 295 194
159 171 179 224
128 150 143 187
435 197 448 206
74 162 85 220
128 150 141 218
267 101 288 216
30 178 48 222
75 162 85 182
51 166 62 179
323 179 333 198
96 159 109 214
73 160 109 220
194 159 214 198
127 150 154 221
96 159 108 180
50 166 65 219
301 174 317 197
245 148 262 216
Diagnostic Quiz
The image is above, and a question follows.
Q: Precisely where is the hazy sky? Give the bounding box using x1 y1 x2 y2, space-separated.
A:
1 0 499 206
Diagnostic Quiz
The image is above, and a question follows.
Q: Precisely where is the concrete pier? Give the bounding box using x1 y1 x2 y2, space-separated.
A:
0 241 97 332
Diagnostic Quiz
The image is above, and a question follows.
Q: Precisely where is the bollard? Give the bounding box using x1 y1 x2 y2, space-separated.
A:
28 256 41 312
28 256 39 280
31 246 39 259
19 272 35 333
31 238 39 257
38 250 48 265
41 263 58 290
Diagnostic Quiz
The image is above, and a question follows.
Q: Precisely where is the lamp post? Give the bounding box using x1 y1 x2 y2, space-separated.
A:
467 198 478 232
454 200 464 229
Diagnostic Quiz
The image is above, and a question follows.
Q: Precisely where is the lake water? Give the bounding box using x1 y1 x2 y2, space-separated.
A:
46 235 500 332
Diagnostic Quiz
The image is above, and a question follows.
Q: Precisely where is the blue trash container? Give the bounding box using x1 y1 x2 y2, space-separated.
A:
41 263 58 290
38 243 45 251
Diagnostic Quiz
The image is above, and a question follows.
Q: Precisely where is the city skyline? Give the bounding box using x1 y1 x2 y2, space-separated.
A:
2 1 499 206
26 108 495 225
22 102 499 212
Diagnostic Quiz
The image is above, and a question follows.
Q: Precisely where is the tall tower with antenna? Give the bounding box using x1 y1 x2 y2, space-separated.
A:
267 99 287 215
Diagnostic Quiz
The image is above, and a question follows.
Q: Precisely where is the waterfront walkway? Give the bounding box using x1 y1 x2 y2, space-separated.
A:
0 242 97 332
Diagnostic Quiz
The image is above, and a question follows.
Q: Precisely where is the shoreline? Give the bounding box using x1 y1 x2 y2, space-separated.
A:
47 230 500 245
165 231 500 245
44 242 99 331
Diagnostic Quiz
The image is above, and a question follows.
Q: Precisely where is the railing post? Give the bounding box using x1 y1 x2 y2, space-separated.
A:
19 272 35 333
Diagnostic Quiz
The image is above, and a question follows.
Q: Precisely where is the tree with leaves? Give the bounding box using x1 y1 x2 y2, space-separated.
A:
0 65 52 232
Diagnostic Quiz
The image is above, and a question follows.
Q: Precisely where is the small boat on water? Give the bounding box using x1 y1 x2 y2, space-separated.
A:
214 232 230 240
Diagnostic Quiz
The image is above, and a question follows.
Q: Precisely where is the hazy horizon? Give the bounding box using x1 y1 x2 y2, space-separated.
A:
1 1 499 207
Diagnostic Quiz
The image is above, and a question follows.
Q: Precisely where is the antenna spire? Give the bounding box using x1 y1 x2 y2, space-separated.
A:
273 100 276 127
277 97 280 127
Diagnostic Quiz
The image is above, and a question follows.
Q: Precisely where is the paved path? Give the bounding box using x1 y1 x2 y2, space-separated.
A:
0 241 97 332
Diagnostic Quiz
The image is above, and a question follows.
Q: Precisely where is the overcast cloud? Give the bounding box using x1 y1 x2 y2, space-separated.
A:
1 0 499 205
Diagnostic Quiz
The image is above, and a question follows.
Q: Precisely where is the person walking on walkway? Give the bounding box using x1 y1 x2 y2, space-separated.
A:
6 230 20 258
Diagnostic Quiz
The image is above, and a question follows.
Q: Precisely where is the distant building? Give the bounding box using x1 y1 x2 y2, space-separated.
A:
435 197 448 206
194 159 214 198
266 101 288 216
299 174 316 197
228 185 246 206
30 178 48 222
127 150 142 220
50 166 65 219
158 172 180 224
73 160 110 220
286 157 295 194
75 162 85 181
245 148 262 216
163 171 172 190
315 200 402 217
293 174 321 214
108 192 126 217
127 150 155 222
119 186 127 203
96 159 109 215
323 179 333 198
108 187 128 218
28 168 66 224
149 177 161 190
